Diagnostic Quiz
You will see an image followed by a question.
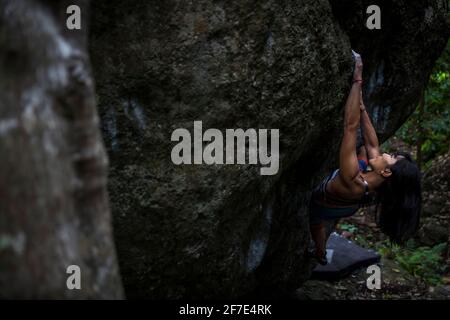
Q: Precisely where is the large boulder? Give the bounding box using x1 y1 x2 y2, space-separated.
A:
90 0 449 298
0 0 123 298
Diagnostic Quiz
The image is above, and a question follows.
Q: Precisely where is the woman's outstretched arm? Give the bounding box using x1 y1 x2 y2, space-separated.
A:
360 93 380 159
339 81 362 186
338 52 364 186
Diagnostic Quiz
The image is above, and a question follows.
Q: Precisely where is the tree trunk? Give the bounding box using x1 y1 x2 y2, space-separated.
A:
0 0 123 298
417 91 425 169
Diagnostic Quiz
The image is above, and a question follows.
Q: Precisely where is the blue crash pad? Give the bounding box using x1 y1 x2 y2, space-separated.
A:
312 232 381 280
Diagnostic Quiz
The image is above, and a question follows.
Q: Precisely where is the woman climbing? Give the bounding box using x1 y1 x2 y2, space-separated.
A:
309 51 422 265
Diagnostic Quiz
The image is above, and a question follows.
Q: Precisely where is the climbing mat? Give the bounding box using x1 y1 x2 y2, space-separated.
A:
312 232 381 280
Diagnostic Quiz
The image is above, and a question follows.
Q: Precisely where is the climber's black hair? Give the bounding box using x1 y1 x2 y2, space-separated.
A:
375 151 422 244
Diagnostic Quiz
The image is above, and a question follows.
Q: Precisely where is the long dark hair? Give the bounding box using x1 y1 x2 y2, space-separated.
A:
375 151 422 243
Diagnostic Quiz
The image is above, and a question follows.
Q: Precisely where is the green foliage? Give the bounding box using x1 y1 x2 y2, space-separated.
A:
376 240 447 285
394 39 450 164
376 240 402 259
338 223 358 233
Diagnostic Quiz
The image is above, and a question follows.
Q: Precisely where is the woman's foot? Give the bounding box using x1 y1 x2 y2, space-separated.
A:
352 50 363 81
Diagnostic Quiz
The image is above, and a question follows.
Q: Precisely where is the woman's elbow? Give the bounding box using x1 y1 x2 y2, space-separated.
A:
344 122 359 132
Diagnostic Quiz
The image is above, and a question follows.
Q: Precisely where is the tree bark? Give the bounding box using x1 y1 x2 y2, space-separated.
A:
416 91 425 169
0 0 123 298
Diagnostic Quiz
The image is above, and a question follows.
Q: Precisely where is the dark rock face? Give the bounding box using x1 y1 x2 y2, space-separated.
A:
90 0 449 298
330 0 450 141
0 0 123 298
